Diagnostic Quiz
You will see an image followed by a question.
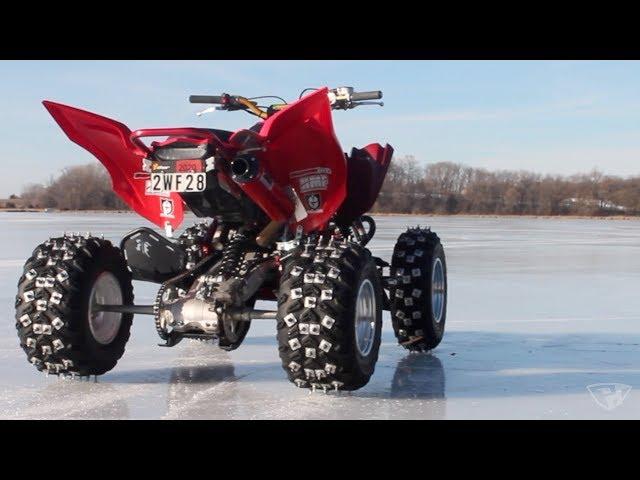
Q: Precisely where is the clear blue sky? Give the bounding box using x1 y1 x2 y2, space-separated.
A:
1 60 639 197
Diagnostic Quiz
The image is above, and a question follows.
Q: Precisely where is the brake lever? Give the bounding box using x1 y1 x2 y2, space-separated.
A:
196 106 217 116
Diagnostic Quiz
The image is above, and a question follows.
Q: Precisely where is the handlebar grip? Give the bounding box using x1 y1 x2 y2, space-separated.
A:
189 95 224 104
351 91 383 101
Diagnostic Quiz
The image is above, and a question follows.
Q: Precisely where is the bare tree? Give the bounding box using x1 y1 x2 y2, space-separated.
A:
374 159 639 216
21 164 127 210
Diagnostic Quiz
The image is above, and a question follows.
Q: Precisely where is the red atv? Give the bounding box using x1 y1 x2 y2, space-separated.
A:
15 87 447 391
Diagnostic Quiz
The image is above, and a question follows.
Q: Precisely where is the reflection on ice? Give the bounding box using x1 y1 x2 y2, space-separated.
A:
165 351 237 419
391 354 445 400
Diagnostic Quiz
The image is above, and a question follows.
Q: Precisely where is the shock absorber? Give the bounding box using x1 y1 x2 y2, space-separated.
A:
215 231 248 279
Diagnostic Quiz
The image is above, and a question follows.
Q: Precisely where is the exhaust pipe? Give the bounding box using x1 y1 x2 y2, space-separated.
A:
230 154 295 222
230 155 259 182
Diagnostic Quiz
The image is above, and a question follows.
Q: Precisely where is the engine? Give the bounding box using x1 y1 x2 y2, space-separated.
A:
153 229 277 348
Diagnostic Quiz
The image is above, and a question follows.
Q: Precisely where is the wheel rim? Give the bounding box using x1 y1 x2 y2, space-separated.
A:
431 257 446 324
88 272 123 345
355 279 377 357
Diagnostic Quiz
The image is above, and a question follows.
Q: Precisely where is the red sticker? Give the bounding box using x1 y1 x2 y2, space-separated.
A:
175 160 203 173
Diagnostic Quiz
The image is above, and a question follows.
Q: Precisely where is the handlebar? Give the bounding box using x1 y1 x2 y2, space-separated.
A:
189 87 384 117
351 91 383 101
327 87 384 110
189 95 224 104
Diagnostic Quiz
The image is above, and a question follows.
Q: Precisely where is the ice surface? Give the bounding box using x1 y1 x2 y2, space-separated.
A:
1 212 639 419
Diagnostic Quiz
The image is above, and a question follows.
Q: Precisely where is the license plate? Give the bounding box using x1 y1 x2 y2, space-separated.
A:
150 173 206 193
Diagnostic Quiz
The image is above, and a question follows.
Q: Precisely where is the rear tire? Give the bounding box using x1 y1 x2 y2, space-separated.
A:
390 227 447 351
15 235 134 376
276 239 383 391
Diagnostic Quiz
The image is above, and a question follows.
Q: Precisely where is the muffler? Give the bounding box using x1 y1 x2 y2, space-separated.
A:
230 154 295 222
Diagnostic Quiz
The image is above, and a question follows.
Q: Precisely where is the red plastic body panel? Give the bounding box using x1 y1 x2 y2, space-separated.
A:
252 88 347 232
43 101 186 230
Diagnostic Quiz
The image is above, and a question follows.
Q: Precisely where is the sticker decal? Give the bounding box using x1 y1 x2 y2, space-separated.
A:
305 193 322 212
175 160 203 173
135 238 152 257
142 158 153 173
290 167 331 193
160 198 175 218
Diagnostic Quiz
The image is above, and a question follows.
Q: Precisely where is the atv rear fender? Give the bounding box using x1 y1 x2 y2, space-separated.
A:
43 101 188 230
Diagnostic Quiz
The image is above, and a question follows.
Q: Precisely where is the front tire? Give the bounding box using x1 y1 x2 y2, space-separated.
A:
276 239 383 391
15 235 134 376
390 227 447 351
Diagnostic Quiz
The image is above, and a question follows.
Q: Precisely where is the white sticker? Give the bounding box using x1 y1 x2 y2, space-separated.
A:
290 168 331 193
142 157 153 173
160 198 175 218
286 187 308 222
305 193 322 212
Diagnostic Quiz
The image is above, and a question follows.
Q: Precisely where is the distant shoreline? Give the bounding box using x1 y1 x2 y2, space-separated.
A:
2 208 639 221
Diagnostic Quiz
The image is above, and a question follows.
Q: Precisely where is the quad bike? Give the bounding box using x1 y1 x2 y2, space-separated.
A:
14 86 447 391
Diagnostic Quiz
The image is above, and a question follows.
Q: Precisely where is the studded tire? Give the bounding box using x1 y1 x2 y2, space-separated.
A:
390 227 447 352
15 235 134 376
276 240 383 391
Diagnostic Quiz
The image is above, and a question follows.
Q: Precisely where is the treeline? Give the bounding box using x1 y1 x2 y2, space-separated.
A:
21 164 126 210
374 156 640 216
17 159 640 216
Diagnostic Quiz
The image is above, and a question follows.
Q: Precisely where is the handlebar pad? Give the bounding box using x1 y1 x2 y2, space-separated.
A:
351 91 383 101
189 95 224 104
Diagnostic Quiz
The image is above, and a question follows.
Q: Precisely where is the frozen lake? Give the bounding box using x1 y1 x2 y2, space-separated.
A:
1 212 639 419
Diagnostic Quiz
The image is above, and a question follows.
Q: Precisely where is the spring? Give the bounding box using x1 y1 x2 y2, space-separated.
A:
215 231 248 278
